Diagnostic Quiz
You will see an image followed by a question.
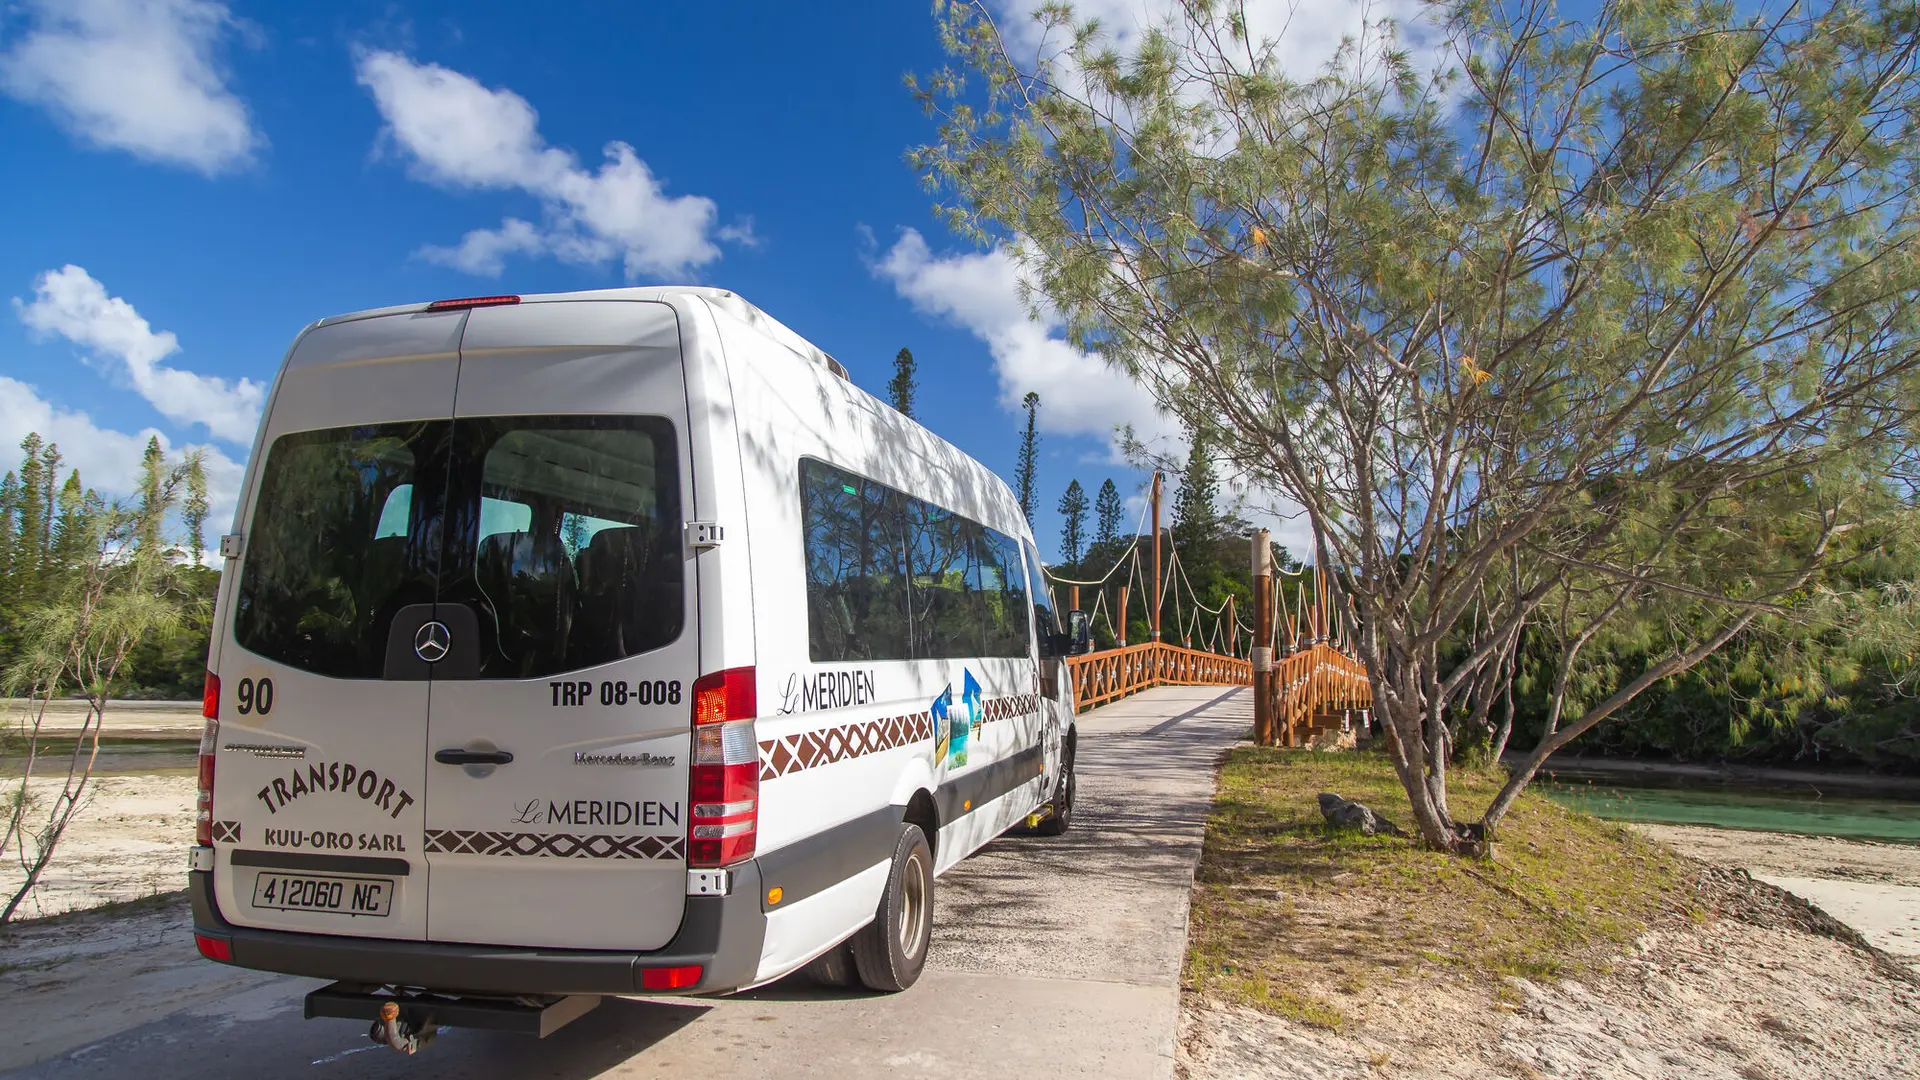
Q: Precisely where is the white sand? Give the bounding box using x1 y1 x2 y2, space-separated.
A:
1634 822 1920 962
0 773 195 920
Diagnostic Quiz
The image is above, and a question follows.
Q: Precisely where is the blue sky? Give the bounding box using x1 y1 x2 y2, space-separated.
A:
0 0 1391 562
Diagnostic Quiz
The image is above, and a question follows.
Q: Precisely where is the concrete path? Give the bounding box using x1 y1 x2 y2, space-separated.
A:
2 686 1251 1079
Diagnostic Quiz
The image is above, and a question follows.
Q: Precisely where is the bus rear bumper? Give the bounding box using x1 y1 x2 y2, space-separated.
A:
187 864 766 997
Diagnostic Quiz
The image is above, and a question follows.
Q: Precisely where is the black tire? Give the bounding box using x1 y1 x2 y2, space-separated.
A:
803 940 858 988
1034 751 1075 836
851 824 933 992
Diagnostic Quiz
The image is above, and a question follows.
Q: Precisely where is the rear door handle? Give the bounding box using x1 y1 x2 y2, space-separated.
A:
434 749 514 766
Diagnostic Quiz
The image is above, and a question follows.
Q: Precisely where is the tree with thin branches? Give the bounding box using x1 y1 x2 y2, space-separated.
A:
917 0 1920 853
2 442 206 922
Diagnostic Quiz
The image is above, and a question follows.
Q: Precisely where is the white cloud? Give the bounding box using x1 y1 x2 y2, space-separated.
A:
0 375 244 527
355 49 739 280
874 228 1172 452
16 265 264 444
874 227 1318 558
0 0 260 174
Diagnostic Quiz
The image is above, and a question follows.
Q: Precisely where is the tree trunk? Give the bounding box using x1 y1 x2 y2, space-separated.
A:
1379 697 1470 853
1490 659 1516 763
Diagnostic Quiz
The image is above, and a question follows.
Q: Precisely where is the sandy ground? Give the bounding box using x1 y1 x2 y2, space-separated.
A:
1179 920 1920 1080
1178 822 1920 1079
0 773 194 920
1635 823 1920 960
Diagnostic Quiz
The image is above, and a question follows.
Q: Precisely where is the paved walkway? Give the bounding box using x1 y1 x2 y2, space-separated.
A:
5 686 1252 1079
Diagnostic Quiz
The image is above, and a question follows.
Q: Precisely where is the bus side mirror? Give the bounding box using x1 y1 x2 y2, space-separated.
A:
1066 610 1093 656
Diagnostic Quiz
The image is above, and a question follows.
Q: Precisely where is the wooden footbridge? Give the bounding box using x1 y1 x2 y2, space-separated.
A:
1053 472 1373 747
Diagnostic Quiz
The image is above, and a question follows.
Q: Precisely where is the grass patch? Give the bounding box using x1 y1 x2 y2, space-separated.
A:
1185 747 1685 1022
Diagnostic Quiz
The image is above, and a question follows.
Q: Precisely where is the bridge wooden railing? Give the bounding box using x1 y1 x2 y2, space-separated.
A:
1065 641 1253 710
1064 639 1372 746
1270 642 1373 745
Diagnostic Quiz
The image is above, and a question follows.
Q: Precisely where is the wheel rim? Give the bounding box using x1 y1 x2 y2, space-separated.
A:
899 851 928 959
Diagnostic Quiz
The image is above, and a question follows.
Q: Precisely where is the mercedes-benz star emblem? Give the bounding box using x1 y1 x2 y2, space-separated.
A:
414 620 452 663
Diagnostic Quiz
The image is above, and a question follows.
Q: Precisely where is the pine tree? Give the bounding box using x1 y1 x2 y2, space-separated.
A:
1094 478 1124 546
0 470 18 586
50 471 88 581
183 457 209 566
888 347 919 419
137 437 166 560
12 435 47 601
1015 392 1040 523
1057 480 1088 565
1171 435 1220 553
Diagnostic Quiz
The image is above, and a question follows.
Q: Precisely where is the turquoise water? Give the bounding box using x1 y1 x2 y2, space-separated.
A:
1540 779 1920 845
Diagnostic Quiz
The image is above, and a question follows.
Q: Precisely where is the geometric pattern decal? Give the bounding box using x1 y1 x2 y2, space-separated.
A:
981 694 1041 722
423 829 683 860
211 820 241 844
759 693 1044 780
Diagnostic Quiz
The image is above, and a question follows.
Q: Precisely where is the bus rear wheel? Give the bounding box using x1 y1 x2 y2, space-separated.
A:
1034 750 1075 836
852 824 933 992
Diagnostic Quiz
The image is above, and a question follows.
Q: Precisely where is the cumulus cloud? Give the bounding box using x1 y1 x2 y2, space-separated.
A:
0 0 260 174
873 227 1318 557
16 265 264 444
355 49 739 280
874 228 1172 453
0 374 245 524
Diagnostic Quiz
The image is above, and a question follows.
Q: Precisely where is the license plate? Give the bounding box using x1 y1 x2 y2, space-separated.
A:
250 872 393 917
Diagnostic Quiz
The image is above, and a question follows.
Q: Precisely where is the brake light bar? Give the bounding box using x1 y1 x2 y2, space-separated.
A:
195 671 219 847
426 295 521 311
689 667 757 868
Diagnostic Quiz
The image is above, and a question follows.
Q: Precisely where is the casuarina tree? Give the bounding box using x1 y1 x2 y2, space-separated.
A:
888 346 919 418
917 0 1920 853
1058 479 1089 565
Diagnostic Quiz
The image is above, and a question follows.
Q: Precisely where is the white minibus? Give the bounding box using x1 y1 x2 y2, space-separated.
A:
187 287 1089 1049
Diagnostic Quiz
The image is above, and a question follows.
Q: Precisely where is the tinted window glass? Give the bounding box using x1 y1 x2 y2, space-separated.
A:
1024 541 1060 655
980 528 1031 656
801 460 912 662
237 416 682 680
801 458 1027 662
451 419 682 679
235 423 444 679
907 501 985 659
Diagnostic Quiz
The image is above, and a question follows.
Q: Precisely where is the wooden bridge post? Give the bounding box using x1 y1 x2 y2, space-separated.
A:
1150 471 1163 642
1069 584 1080 615
1117 585 1129 647
1251 530 1273 746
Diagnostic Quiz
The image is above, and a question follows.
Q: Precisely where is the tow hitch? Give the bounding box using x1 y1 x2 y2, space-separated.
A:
305 982 603 1052
371 1000 435 1055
